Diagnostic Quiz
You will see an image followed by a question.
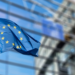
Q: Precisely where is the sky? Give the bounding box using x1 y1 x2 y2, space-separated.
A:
0 0 63 75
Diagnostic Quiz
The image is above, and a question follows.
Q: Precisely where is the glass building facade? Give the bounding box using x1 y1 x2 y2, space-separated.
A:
0 0 75 75
0 0 42 75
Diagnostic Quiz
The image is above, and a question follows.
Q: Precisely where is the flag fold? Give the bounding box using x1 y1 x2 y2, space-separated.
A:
0 18 40 56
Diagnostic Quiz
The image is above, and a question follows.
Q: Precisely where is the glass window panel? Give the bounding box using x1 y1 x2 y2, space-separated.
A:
8 51 35 66
9 5 44 22
45 64 54 75
9 16 20 23
68 18 71 23
9 16 43 35
27 2 46 13
0 12 7 18
7 0 24 6
9 6 31 18
63 9 67 13
0 63 6 75
9 15 31 28
8 65 35 75
0 2 8 10
67 2 72 6
24 1 33 9
53 0 63 3
71 11 75 18
0 52 7 61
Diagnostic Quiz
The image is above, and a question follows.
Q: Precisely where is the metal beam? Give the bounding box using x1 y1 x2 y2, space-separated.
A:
46 0 75 12
11 49 75 66
26 0 75 20
0 59 74 75
0 0 50 18
0 0 75 28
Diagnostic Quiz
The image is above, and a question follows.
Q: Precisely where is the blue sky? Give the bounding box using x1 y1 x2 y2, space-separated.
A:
0 0 63 75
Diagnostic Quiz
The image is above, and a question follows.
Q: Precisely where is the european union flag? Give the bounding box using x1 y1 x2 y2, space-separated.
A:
0 18 40 56
42 19 64 41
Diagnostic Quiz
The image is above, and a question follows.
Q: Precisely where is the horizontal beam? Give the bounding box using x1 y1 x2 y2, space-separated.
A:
0 59 74 75
0 0 50 18
26 0 75 20
0 0 74 28
46 0 75 12
12 49 75 67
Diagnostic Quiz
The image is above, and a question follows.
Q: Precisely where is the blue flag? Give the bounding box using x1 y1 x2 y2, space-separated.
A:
42 19 64 41
0 18 40 56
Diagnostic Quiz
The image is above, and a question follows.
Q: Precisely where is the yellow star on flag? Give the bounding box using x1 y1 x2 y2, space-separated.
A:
12 43 15 46
1 32 3 34
18 31 21 34
6 41 9 44
14 26 16 29
16 46 19 49
20 37 23 41
20 46 21 49
2 37 4 40
7 24 10 27
3 26 5 29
